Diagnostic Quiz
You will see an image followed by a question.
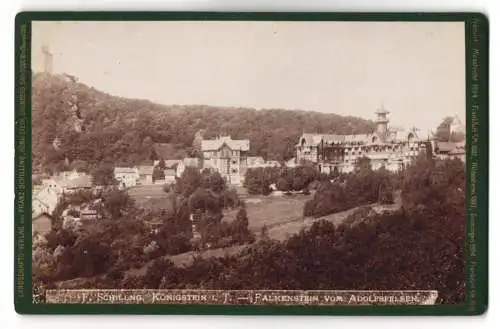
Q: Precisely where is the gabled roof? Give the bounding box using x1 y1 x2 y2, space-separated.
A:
32 212 53 222
343 134 373 144
298 133 324 146
201 136 250 151
114 167 138 174
63 175 92 189
435 141 457 153
322 134 346 144
163 159 182 168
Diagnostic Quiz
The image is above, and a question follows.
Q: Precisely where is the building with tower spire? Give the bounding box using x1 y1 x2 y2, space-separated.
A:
42 45 53 74
295 105 433 173
375 104 390 138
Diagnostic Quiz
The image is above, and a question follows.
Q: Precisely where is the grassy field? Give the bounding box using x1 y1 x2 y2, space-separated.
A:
122 186 403 271
125 184 403 267
128 184 313 233
127 184 166 199
224 193 312 232
126 184 173 211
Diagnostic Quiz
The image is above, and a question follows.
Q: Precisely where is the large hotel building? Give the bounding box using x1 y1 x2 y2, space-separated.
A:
295 107 434 173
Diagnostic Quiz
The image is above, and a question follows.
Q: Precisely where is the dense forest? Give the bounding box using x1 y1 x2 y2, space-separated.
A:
32 72 375 173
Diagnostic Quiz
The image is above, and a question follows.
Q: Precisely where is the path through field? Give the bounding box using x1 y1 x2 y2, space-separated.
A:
127 184 175 212
168 190 402 267
126 185 403 268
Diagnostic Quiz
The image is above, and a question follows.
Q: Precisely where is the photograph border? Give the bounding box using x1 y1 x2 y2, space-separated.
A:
14 11 489 315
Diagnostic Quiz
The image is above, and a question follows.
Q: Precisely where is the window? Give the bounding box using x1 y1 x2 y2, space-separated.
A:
232 160 237 165
232 169 237 173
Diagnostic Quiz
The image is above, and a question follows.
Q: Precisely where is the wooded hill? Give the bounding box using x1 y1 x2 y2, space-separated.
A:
32 72 375 174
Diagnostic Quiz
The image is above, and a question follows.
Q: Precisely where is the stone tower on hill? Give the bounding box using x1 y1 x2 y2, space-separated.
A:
42 45 53 74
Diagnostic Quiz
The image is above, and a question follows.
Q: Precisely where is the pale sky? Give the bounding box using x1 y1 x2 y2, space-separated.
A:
31 21 465 132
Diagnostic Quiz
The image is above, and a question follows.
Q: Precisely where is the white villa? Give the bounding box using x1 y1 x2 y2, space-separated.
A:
201 136 250 185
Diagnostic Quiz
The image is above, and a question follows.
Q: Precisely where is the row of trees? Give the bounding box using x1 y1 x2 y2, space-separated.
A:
244 165 322 195
303 157 395 218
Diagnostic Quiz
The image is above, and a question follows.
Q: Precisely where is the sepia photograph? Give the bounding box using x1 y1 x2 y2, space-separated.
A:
29 20 466 306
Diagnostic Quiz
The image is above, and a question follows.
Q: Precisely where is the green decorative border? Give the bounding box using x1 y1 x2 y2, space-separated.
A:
14 11 489 315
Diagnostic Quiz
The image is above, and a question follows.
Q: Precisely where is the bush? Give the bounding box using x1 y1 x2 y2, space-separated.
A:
245 166 320 195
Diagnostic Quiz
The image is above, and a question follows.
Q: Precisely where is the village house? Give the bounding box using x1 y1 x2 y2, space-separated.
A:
433 141 466 162
114 167 139 188
32 187 60 217
201 136 250 185
61 175 93 193
296 107 431 173
34 176 66 217
58 169 85 181
41 170 93 194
